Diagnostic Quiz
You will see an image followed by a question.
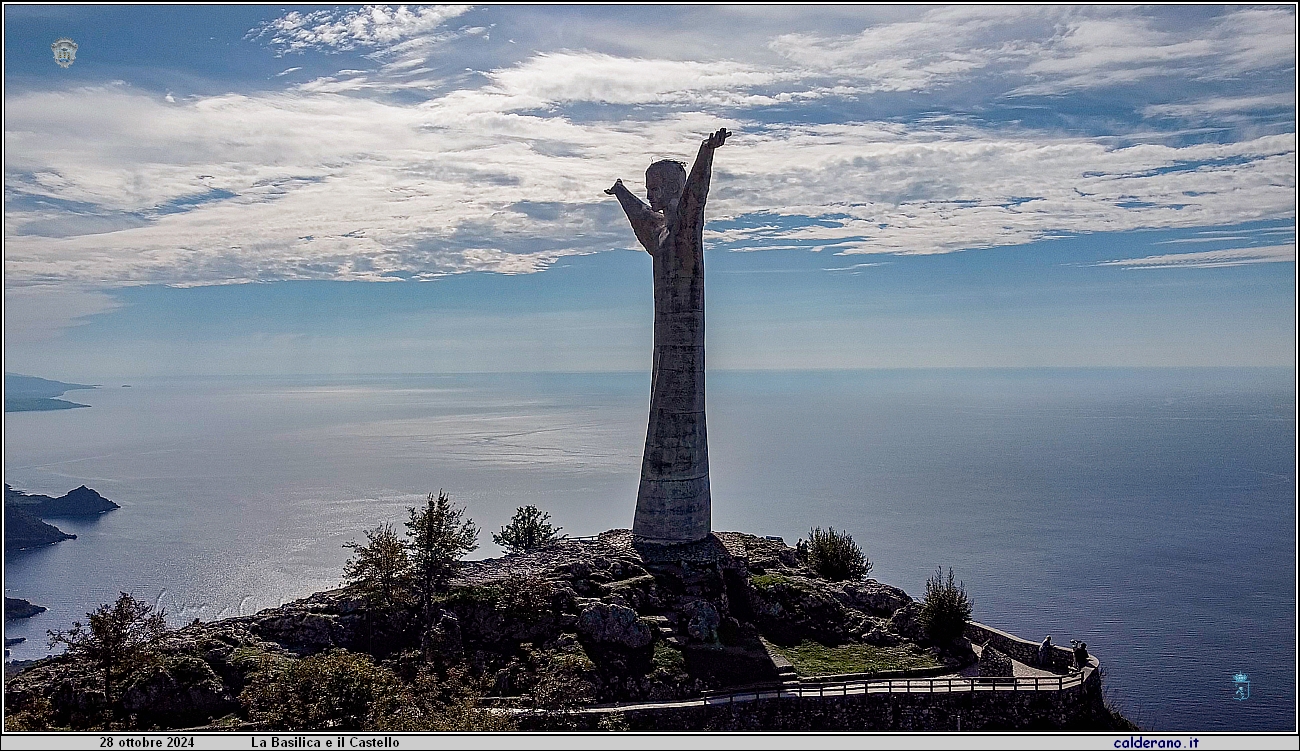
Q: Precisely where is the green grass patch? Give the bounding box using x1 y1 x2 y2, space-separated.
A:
772 641 940 677
651 642 686 676
749 572 795 589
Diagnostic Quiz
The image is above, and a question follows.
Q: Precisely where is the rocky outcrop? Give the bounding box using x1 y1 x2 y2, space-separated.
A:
577 602 653 649
3 529 993 731
748 572 878 646
888 602 927 643
681 600 720 643
836 580 912 617
5 484 120 517
121 655 239 727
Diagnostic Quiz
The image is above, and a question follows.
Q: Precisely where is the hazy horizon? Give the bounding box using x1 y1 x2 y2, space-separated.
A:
5 368 1295 730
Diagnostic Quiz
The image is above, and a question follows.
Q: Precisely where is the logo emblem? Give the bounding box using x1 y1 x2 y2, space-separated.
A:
1232 672 1250 701
51 38 78 68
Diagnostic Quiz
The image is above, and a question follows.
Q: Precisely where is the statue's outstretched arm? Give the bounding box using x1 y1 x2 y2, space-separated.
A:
681 128 729 228
606 178 661 254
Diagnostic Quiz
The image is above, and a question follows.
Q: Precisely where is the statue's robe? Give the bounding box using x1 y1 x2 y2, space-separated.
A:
612 145 717 543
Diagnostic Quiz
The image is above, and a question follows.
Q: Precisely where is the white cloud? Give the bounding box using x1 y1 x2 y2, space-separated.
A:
765 6 1294 97
1142 94 1296 119
1010 7 1296 94
249 5 473 55
4 6 1296 289
768 5 1043 93
1095 244 1296 269
4 79 1295 286
486 52 786 106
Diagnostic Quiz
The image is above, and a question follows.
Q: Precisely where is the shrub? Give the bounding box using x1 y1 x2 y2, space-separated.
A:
798 527 871 581
651 642 686 676
493 505 564 554
4 694 59 731
749 572 794 590
597 711 631 731
531 653 596 710
343 522 412 606
240 649 405 730
384 665 516 731
918 566 974 643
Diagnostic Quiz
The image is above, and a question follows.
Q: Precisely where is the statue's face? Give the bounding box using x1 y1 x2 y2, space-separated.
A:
646 164 686 212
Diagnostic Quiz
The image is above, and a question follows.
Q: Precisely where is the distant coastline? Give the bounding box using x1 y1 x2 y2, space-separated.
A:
4 374 96 413
5 398 90 412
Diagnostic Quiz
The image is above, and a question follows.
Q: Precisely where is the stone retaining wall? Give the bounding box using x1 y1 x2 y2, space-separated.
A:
965 620 1076 672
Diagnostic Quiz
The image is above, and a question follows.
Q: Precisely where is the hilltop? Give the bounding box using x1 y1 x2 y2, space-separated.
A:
3 530 1130 732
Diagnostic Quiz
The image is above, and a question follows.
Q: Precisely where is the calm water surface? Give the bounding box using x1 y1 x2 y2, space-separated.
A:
3 368 1294 731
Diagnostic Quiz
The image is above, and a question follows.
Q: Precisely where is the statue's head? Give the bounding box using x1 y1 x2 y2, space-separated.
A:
646 159 687 211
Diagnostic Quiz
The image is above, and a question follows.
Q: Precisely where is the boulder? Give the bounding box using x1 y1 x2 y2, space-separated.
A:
888 602 927 642
939 636 978 669
862 625 900 647
577 602 652 649
681 600 720 643
837 580 912 617
250 612 339 652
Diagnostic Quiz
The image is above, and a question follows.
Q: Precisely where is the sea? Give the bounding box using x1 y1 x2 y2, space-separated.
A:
3 368 1295 731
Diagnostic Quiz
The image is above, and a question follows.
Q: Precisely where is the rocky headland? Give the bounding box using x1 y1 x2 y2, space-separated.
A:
5 485 120 517
3 530 1129 732
4 599 47 621
3 485 118 550
3 505 77 549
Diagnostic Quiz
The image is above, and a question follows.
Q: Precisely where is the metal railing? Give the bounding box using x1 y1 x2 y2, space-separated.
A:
698 670 1089 705
502 668 1092 718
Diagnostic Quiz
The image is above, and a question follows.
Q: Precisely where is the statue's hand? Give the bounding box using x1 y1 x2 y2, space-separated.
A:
604 178 623 196
704 127 730 149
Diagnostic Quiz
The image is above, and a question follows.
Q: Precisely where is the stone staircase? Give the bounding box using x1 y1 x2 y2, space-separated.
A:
644 614 682 647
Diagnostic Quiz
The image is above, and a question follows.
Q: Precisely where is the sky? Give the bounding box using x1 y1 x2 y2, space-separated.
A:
3 4 1296 378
